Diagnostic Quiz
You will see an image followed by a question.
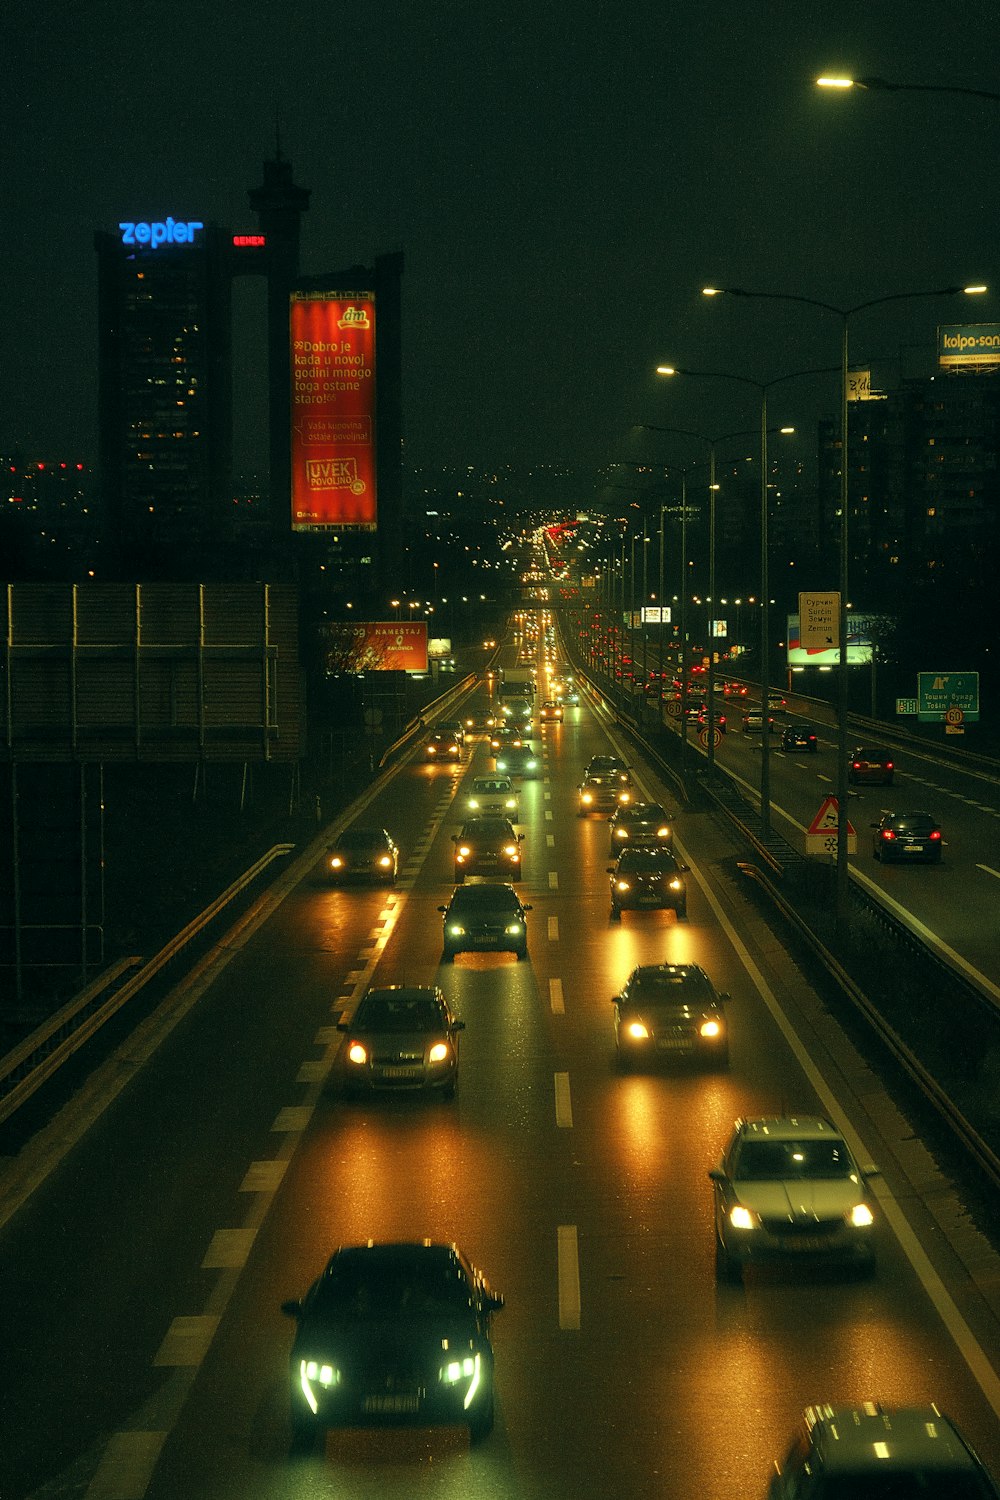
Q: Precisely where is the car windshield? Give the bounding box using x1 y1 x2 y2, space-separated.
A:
628 972 709 1003
474 780 509 794
734 1140 855 1181
462 819 512 838
618 849 675 871
318 1260 469 1319
449 887 518 913
336 829 385 850
353 994 444 1032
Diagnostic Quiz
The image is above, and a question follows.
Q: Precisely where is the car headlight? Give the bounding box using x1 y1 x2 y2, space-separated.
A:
504 844 518 857
448 923 466 936
699 1020 722 1038
468 798 480 810
347 1042 368 1066
618 791 631 804
657 826 670 838
505 797 516 810
729 1206 756 1231
505 922 523 934
616 880 631 892
458 846 471 857
848 1203 874 1227
615 828 628 839
330 856 344 869
428 1042 451 1064
300 1358 341 1413
439 1351 482 1409
625 1020 649 1040
668 878 683 891
581 791 593 803
427 745 437 755
378 855 392 867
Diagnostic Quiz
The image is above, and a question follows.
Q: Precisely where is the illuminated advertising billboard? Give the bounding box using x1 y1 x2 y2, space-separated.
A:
320 621 428 673
786 613 874 668
937 323 1000 369
290 292 377 532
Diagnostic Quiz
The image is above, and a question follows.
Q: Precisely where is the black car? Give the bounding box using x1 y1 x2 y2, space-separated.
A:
768 1403 1000 1499
872 809 942 863
438 882 532 961
437 718 466 746
327 826 399 886
613 964 729 1070
336 985 464 1098
781 723 818 753
495 743 541 778
282 1241 504 1450
607 847 689 921
607 801 673 855
451 816 523 881
848 744 894 785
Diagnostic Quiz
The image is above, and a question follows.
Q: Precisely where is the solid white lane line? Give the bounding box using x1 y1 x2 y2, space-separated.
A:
554 1071 573 1126
977 864 1000 881
549 978 565 1014
557 1225 581 1330
548 915 559 940
673 831 1000 1420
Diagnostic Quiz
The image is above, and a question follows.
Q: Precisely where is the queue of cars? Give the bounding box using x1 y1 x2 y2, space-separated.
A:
306 620 965 1472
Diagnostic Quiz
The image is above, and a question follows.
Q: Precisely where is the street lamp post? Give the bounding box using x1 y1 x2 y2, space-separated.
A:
637 417 795 791
702 282 987 927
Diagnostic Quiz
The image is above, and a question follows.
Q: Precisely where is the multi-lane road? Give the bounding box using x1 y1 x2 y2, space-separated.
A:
3 642 1000 1500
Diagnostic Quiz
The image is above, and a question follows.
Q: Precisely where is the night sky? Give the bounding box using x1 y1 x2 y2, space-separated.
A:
4 0 999 479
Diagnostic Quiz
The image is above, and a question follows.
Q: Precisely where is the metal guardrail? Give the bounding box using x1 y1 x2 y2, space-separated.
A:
737 861 1000 1192
0 842 294 1126
378 672 478 768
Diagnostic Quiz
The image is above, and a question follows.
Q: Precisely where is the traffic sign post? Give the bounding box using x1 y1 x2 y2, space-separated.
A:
917 671 980 724
805 795 857 856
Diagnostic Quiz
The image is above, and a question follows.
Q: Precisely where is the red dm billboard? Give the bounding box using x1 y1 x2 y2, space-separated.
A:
290 291 377 531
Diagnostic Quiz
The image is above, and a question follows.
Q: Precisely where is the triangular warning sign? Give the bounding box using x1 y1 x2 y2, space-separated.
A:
807 795 856 836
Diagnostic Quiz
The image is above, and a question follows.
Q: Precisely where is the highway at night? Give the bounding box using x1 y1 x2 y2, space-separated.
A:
3 622 999 1500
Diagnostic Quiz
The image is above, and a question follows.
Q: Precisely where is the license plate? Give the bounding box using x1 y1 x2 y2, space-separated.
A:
784 1236 828 1252
904 843 924 852
638 894 661 905
656 1038 693 1051
379 1066 421 1079
364 1393 420 1414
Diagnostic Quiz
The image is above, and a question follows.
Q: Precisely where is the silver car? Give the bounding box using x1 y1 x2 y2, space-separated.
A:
337 985 463 1099
709 1115 878 1281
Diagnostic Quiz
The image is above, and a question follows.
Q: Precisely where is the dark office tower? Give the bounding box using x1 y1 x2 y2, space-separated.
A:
95 220 234 579
248 154 311 535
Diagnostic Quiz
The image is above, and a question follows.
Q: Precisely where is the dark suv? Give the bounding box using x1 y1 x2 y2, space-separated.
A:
451 817 523 882
578 755 633 815
607 847 688 921
438 883 532 961
768 1403 1000 1498
607 801 673 855
613 963 729 1070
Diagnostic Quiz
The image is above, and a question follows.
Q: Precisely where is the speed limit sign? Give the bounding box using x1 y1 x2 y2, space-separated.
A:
945 706 964 726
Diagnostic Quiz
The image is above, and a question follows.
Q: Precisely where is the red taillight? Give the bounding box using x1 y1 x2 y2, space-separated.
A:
852 761 862 770
929 829 941 841
881 829 896 840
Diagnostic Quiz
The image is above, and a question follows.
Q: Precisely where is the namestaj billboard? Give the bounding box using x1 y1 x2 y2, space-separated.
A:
290 291 377 532
320 621 428 673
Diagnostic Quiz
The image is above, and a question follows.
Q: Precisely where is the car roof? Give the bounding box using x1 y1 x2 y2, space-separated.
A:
460 815 515 831
361 985 442 1004
801 1404 983 1473
624 964 712 992
617 802 668 818
323 1240 464 1279
736 1115 841 1141
881 809 937 823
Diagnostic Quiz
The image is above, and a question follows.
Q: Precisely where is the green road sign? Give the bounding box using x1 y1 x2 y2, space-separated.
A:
917 671 980 723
